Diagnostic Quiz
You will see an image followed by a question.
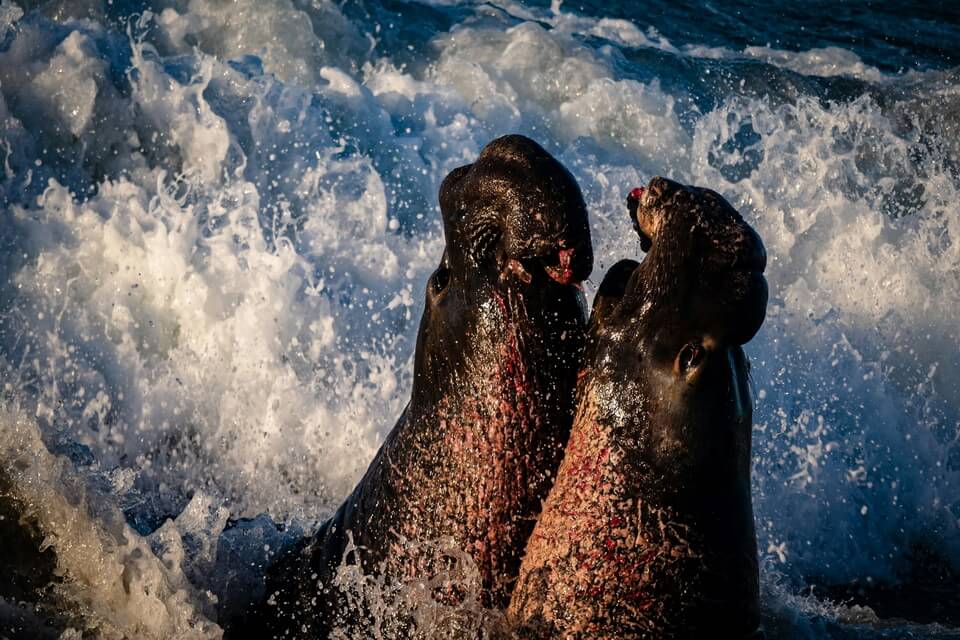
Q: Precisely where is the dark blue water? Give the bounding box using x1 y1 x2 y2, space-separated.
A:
574 0 960 70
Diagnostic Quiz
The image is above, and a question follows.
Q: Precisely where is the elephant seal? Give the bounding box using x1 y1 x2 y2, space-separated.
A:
507 177 768 639
258 135 593 636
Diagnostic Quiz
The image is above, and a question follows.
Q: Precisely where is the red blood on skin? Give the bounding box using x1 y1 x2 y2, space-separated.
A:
545 245 578 285
628 187 645 202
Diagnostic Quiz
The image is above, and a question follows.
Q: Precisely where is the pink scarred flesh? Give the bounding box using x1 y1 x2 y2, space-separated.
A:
545 246 578 285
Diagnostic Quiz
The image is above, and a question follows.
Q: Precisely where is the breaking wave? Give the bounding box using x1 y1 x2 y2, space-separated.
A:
0 0 958 636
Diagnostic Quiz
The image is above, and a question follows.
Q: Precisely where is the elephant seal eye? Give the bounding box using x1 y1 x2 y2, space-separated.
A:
676 342 705 374
431 266 450 295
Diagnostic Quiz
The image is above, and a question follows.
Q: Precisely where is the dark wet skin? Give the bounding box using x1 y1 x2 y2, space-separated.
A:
508 177 768 639
256 135 593 637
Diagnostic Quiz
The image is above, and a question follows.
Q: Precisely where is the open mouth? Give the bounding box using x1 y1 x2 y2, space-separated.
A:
506 246 584 287
542 246 578 285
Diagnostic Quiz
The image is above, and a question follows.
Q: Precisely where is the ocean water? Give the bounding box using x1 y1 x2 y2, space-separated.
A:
0 0 958 637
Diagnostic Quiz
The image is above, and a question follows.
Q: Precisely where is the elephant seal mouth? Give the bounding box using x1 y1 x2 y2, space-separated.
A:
439 134 594 291
542 245 579 285
506 244 586 287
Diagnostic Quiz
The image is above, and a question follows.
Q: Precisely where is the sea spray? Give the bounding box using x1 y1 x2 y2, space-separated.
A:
0 0 957 637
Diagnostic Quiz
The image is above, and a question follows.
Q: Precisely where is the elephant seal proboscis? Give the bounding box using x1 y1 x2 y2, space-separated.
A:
259 135 593 637
508 177 768 639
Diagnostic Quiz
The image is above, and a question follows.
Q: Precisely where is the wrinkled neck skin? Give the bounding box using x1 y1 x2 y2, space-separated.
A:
319 261 586 605
257 271 586 639
377 266 586 599
258 269 586 638
509 182 765 639
335 136 591 610
587 281 759 633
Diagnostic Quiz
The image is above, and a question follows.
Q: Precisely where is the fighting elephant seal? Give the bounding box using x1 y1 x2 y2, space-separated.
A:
508 177 768 639
259 135 593 636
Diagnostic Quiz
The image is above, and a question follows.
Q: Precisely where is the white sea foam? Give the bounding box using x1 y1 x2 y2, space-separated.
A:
0 0 957 637
690 91 960 581
0 407 221 638
684 43 887 82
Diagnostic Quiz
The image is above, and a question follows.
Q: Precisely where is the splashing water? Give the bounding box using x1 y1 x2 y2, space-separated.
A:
325 534 507 640
0 0 958 637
